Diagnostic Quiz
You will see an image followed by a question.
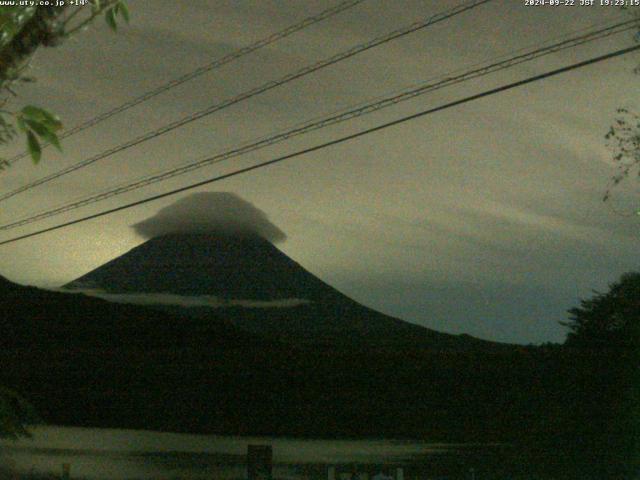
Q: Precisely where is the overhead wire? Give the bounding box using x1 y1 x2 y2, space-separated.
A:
1 42 638 247
1 17 636 231
0 0 493 203
3 0 369 166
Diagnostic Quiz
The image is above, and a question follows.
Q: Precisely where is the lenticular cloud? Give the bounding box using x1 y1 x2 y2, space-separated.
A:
132 192 286 243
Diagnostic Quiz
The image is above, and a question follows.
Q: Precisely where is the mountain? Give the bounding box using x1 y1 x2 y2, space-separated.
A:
0 274 291 433
0 273 267 352
66 233 341 299
0 235 532 439
64 233 498 349
0 274 567 442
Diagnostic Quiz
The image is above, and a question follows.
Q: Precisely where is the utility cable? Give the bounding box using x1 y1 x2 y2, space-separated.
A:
4 0 368 166
1 42 637 247
0 0 493 202
1 18 635 231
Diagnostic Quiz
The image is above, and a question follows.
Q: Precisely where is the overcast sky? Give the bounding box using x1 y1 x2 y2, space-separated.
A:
0 0 638 344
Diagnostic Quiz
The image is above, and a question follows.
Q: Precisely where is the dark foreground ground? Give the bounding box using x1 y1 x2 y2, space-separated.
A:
0 277 637 479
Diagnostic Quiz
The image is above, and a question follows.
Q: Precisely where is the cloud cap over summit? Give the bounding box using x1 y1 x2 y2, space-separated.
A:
132 192 286 243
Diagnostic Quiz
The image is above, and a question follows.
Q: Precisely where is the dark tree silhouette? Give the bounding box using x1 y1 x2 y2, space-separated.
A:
0 386 39 439
559 272 640 478
562 271 640 348
0 1 128 439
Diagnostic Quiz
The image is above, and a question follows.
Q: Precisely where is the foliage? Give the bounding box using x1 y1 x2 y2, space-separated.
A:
561 271 640 347
0 386 40 439
603 9 640 209
0 0 129 441
0 0 129 167
557 272 640 478
603 108 640 207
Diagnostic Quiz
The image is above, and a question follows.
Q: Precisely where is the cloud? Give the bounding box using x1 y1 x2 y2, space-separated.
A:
64 288 309 309
132 192 286 243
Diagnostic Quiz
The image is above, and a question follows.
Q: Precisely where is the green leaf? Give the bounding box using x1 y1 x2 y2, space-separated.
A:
117 1 129 23
26 130 41 164
21 105 62 131
21 105 46 120
23 119 48 137
106 8 117 31
46 131 61 151
24 119 62 151
15 115 25 133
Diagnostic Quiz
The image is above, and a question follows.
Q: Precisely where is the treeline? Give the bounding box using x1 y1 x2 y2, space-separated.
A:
1 273 638 478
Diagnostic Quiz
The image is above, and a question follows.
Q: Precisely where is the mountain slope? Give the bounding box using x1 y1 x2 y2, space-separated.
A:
66 233 342 299
65 233 498 349
0 274 265 352
0 275 292 433
0 274 555 441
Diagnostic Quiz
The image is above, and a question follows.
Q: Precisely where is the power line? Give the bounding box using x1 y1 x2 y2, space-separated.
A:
0 0 493 203
2 19 635 228
4 0 368 166
2 18 636 231
1 43 637 247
